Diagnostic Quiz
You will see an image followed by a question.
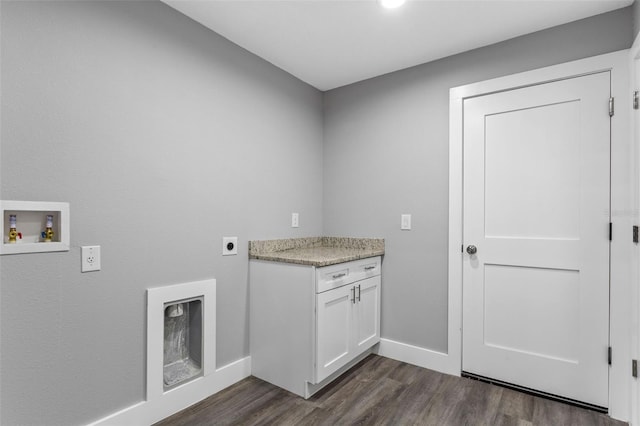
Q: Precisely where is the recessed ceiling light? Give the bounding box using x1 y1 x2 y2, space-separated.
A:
379 0 406 9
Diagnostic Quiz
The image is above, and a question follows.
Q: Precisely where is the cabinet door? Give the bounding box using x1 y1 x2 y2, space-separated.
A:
354 276 381 352
316 284 354 383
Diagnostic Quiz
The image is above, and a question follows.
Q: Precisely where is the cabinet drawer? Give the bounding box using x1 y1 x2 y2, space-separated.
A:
316 256 381 293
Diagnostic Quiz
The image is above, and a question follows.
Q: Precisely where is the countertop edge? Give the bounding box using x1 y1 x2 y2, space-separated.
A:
249 250 385 267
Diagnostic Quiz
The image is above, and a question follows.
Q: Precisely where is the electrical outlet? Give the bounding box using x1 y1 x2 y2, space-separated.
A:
292 212 299 228
222 237 238 256
81 245 101 272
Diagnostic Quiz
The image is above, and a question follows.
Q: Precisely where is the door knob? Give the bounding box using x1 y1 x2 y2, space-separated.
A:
466 245 477 255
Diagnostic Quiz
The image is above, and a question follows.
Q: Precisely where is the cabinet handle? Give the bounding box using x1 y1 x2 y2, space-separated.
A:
364 266 376 271
357 284 361 302
351 286 356 304
332 272 347 279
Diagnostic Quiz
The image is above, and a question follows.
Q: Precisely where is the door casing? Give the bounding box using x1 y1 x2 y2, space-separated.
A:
628 32 640 426
448 50 632 421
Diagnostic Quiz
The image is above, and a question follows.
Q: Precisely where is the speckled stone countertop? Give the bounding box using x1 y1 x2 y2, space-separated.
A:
248 237 384 267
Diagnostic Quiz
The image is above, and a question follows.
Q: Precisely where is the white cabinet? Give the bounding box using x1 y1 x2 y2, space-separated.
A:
354 277 381 352
316 275 380 383
250 256 381 398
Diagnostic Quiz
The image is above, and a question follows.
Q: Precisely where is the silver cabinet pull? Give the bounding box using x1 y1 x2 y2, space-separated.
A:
364 266 376 271
332 272 347 279
357 284 361 302
351 286 356 304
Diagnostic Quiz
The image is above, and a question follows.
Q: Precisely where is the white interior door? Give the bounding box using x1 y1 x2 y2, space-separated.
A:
462 72 611 408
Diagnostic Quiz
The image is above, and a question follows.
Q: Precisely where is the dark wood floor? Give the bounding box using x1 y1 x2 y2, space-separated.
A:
155 355 626 426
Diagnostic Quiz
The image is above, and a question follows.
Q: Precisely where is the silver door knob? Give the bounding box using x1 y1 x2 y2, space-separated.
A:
466 245 477 255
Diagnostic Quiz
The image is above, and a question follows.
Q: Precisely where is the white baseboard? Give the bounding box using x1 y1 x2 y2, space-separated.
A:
375 338 460 377
88 356 251 426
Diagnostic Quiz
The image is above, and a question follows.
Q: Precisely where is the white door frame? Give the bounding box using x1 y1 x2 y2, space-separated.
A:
628 32 640 426
448 50 632 422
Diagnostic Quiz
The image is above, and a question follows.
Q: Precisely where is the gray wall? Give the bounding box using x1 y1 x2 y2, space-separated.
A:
323 6 633 353
0 1 323 425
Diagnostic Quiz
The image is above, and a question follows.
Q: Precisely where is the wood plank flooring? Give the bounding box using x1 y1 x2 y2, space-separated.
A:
155 355 627 426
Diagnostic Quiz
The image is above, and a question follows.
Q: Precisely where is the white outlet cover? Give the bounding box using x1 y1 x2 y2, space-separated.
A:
81 245 101 272
222 237 238 256
292 212 299 228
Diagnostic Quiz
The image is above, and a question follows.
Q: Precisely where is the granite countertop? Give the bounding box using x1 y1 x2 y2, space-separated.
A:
248 237 384 267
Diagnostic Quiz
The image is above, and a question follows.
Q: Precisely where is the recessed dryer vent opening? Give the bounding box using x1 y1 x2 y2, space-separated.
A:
163 298 203 389
147 279 216 402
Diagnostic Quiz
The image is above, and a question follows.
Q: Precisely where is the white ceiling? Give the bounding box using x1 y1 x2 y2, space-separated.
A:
163 0 633 91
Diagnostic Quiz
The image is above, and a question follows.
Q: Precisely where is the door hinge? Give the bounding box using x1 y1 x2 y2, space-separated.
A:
633 359 638 378
634 226 638 244
609 222 612 241
634 91 639 110
608 346 612 365
609 97 615 117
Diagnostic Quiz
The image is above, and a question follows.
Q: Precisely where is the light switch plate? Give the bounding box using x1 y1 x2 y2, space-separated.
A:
81 245 101 272
401 214 411 230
